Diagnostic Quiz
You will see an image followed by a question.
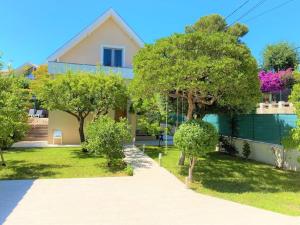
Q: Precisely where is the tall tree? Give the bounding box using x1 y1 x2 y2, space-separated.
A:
34 71 127 144
131 14 259 164
0 77 29 166
263 42 299 71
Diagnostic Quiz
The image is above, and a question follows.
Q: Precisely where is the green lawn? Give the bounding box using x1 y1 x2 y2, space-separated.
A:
0 147 131 180
145 146 300 216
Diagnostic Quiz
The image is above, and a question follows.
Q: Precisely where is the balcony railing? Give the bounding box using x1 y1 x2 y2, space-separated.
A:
48 61 134 79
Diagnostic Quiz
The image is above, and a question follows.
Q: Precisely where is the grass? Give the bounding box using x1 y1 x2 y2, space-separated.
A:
0 147 131 180
145 146 300 216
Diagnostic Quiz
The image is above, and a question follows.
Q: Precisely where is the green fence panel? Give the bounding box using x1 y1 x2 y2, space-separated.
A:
204 114 297 145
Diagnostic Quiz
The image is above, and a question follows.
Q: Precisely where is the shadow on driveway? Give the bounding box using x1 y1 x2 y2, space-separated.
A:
0 180 34 224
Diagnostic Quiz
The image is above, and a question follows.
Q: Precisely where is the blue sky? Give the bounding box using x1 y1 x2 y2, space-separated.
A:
0 0 299 69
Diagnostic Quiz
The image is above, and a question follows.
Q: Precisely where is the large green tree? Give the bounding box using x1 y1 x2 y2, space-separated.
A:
34 71 127 144
131 14 259 164
0 77 29 166
263 42 299 71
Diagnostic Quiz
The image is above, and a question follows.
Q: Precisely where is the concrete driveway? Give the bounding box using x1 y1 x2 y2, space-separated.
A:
0 147 299 225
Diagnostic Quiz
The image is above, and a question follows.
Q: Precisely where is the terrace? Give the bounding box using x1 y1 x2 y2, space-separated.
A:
48 61 134 79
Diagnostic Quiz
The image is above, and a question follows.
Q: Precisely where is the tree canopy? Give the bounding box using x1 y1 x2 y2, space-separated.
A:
131 14 259 120
0 77 29 165
174 120 218 180
185 14 248 38
34 71 128 143
84 116 131 167
263 42 299 71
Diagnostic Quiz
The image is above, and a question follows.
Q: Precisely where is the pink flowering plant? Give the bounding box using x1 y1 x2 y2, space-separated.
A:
258 68 293 93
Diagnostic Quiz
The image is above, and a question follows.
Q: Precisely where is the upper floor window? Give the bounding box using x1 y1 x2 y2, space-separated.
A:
103 48 123 67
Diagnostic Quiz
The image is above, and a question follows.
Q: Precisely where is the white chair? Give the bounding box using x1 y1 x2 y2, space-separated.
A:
53 129 63 145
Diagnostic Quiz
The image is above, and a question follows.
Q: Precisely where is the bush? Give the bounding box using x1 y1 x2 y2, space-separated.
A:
0 77 29 150
84 116 131 167
242 141 251 159
125 165 134 176
174 120 218 181
219 136 238 156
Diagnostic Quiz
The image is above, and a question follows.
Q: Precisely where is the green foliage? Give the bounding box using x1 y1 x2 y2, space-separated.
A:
289 84 300 150
0 147 130 179
0 77 29 150
35 71 127 116
219 136 238 156
186 14 248 38
263 42 299 71
34 71 128 142
185 14 227 33
125 165 134 176
145 146 300 216
242 141 251 159
174 120 218 157
84 116 131 166
131 14 259 119
134 94 171 136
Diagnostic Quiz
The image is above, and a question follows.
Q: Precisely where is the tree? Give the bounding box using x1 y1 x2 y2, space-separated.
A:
131 14 259 164
83 116 131 167
133 94 175 145
34 71 127 144
0 77 29 166
263 42 299 71
30 65 50 89
174 120 218 181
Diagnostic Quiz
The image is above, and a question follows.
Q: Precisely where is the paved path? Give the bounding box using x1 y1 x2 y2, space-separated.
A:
0 147 299 225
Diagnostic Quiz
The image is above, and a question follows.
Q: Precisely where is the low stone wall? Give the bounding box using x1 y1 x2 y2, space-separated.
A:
231 137 300 171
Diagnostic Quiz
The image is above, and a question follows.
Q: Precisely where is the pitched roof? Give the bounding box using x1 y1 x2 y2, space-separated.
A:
47 8 144 62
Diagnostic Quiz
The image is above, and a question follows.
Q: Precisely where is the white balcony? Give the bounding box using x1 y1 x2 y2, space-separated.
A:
256 101 295 114
48 61 134 79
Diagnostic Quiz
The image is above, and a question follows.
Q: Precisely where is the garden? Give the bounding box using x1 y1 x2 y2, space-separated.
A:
1 13 300 217
144 146 300 216
0 147 132 180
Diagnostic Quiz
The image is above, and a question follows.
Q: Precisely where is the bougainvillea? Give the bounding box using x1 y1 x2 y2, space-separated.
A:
258 68 293 93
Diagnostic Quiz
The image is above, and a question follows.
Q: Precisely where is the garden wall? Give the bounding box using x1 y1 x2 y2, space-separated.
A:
204 114 300 171
232 138 300 171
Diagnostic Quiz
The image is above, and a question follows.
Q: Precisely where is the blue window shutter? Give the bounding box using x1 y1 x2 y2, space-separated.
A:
114 49 123 67
103 48 112 66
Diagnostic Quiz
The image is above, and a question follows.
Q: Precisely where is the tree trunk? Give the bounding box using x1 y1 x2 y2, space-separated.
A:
178 91 195 165
78 116 87 152
186 91 195 120
178 151 185 165
188 157 196 181
0 148 6 166
78 117 85 143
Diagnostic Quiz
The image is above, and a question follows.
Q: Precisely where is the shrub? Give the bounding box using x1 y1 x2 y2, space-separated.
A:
84 116 131 167
125 165 134 176
174 120 218 181
219 136 238 156
0 77 29 151
242 141 251 159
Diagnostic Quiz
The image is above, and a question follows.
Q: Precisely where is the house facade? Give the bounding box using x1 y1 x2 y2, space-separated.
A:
46 9 143 144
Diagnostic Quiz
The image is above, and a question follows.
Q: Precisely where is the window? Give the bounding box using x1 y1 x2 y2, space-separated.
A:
103 48 123 67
